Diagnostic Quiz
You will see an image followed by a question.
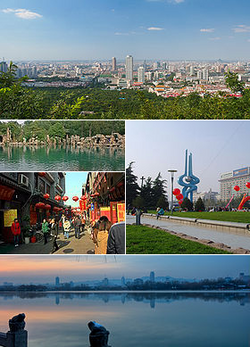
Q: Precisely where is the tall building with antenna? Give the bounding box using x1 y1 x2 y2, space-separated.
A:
126 55 133 81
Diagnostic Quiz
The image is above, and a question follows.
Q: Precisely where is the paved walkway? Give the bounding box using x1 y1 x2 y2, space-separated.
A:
1 226 95 255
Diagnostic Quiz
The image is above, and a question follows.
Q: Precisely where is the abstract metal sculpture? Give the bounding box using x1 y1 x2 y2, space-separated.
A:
177 149 200 203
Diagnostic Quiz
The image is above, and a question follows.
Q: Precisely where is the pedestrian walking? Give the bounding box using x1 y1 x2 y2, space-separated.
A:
50 218 59 253
63 218 71 239
107 221 125 254
74 215 81 239
11 218 21 247
42 219 49 245
93 217 112 254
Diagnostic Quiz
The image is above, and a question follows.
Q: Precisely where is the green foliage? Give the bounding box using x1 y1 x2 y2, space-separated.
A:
163 211 250 223
195 197 205 211
132 196 145 209
0 68 249 118
157 195 169 209
126 225 231 254
181 197 193 211
126 162 140 206
225 71 245 94
0 120 125 141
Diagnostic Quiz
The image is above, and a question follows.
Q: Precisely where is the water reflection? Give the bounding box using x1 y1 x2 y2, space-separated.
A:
0 292 249 347
0 146 125 171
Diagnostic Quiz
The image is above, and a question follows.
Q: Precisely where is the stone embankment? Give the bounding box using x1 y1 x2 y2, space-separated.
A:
0 133 125 148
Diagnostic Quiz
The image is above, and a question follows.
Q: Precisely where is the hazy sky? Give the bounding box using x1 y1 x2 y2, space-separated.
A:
0 255 249 284
126 120 250 194
65 172 88 207
1 0 250 60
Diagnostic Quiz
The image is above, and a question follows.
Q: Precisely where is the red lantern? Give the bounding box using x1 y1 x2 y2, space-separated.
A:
35 202 45 210
173 188 181 196
43 193 50 199
80 196 86 200
55 195 61 201
44 204 51 210
62 196 69 202
246 182 250 189
72 196 79 202
234 185 240 192
38 172 46 177
176 193 184 200
178 200 183 206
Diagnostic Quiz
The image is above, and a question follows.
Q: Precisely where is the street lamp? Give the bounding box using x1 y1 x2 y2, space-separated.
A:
168 169 177 215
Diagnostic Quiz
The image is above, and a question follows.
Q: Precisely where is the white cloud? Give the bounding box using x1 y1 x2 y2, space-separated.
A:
147 27 164 31
233 25 250 33
200 28 215 33
209 37 221 41
2 8 42 19
114 32 129 36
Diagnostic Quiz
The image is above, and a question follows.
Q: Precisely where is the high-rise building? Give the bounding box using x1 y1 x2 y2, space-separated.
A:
125 55 133 81
138 66 145 83
197 70 202 80
0 61 8 73
150 271 155 282
202 69 209 81
112 57 117 71
219 167 250 201
55 277 60 287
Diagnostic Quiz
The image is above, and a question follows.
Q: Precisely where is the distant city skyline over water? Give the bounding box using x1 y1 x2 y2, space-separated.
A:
0 255 249 284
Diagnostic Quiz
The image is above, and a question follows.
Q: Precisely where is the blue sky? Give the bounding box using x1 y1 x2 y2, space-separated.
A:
126 120 250 194
65 172 88 207
0 255 249 284
1 0 250 60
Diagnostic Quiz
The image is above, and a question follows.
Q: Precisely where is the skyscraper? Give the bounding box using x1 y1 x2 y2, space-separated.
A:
125 55 133 81
0 61 8 73
150 271 155 282
55 276 60 287
138 66 145 83
112 57 117 71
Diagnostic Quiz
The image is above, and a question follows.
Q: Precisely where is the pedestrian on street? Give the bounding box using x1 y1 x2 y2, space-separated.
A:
93 217 112 254
42 219 49 245
63 218 71 239
107 221 125 254
74 215 81 239
81 214 85 234
50 218 59 253
11 218 21 247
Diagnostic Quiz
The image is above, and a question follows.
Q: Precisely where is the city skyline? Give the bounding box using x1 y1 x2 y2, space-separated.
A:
0 255 248 284
126 120 250 194
1 0 250 60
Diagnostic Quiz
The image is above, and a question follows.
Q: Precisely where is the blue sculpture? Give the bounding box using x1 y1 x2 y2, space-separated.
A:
177 149 200 203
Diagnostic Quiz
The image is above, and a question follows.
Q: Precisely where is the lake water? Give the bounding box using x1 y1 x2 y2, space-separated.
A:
0 292 249 347
0 146 125 171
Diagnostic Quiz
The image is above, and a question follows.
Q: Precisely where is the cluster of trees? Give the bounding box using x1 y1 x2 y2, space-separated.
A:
0 120 125 141
0 64 250 119
126 162 169 210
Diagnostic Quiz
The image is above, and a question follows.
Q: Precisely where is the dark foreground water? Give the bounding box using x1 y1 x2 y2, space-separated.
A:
0 292 249 347
0 146 125 171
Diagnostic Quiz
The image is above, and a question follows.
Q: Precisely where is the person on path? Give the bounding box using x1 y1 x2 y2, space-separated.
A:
93 217 112 254
63 218 71 239
50 218 59 253
42 219 49 245
11 218 21 247
74 215 81 239
107 221 125 254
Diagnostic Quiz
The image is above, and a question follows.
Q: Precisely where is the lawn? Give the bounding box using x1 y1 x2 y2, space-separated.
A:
126 225 232 254
148 210 250 224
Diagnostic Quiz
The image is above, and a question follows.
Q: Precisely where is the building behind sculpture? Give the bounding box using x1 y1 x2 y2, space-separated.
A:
219 167 250 201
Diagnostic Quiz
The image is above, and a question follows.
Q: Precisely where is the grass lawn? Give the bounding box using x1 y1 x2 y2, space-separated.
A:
148 210 250 224
126 225 232 254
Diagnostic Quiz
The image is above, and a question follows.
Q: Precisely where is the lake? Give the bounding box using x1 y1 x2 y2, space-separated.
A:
0 291 249 347
0 146 125 171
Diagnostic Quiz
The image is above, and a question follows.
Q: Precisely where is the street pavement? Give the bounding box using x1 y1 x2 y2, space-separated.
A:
4 226 95 255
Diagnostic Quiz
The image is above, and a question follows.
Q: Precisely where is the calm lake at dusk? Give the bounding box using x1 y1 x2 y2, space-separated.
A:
0 292 249 347
0 146 125 171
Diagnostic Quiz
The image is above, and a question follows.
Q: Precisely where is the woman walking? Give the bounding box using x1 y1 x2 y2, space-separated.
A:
93 217 112 254
11 218 21 247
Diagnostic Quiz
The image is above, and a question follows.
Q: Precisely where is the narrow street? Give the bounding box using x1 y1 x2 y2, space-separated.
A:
2 226 95 255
